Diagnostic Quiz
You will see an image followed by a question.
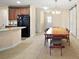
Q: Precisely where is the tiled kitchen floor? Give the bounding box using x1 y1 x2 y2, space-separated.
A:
0 33 79 59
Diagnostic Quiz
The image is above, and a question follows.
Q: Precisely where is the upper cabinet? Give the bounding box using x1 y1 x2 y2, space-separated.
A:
9 6 30 20
20 7 30 15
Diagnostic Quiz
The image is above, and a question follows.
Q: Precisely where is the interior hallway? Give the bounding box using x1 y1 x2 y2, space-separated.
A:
0 33 79 59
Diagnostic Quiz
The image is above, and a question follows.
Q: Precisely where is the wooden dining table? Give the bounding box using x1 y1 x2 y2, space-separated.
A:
45 27 70 45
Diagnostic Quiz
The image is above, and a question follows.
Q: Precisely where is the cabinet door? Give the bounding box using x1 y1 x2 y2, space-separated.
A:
15 8 21 19
9 8 16 20
20 8 30 15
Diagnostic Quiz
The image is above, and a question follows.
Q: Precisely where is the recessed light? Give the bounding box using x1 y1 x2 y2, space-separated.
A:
17 1 21 4
56 11 61 14
43 7 48 10
52 11 55 14
75 1 77 3
51 11 61 14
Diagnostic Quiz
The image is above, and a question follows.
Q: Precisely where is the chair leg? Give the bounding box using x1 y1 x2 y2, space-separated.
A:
68 39 70 46
68 38 70 46
44 39 46 46
67 37 70 46
44 39 48 46
61 47 62 56
44 35 47 46
50 47 51 56
67 39 68 42
50 39 52 56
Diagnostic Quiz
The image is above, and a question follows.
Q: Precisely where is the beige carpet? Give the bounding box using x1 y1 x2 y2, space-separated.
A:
0 34 79 59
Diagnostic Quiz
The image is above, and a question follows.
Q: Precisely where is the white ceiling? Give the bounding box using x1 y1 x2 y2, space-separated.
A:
0 0 78 10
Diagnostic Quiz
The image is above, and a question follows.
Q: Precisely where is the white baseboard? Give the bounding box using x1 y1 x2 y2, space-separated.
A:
30 33 36 37
0 41 21 51
71 33 77 39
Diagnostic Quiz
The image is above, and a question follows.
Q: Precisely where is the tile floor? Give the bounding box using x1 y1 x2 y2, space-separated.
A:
0 33 79 59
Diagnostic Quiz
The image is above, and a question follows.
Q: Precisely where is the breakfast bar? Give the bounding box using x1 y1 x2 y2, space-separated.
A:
0 27 25 51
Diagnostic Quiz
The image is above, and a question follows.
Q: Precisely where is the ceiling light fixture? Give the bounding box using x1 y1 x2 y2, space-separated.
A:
43 7 48 10
52 0 61 14
52 11 55 14
52 11 61 14
17 1 21 4
56 11 61 14
75 1 77 3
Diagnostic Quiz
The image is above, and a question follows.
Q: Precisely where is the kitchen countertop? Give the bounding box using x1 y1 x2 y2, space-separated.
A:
0 27 25 32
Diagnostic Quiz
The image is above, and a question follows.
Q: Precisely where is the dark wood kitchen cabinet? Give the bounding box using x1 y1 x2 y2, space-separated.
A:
20 8 30 15
9 7 30 20
9 8 16 20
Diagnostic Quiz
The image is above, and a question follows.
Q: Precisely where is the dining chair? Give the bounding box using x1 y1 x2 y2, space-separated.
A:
44 34 53 46
66 28 70 46
49 38 65 56
45 28 49 32
44 28 51 46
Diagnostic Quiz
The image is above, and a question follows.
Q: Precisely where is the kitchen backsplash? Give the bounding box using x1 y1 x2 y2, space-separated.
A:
9 20 17 26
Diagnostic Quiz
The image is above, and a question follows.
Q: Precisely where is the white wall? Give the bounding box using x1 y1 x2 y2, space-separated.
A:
30 6 36 36
35 8 45 33
44 10 69 29
0 6 9 27
53 13 63 27
40 10 45 32
61 10 69 29
35 8 41 33
69 6 77 37
77 2 79 39
53 10 69 28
